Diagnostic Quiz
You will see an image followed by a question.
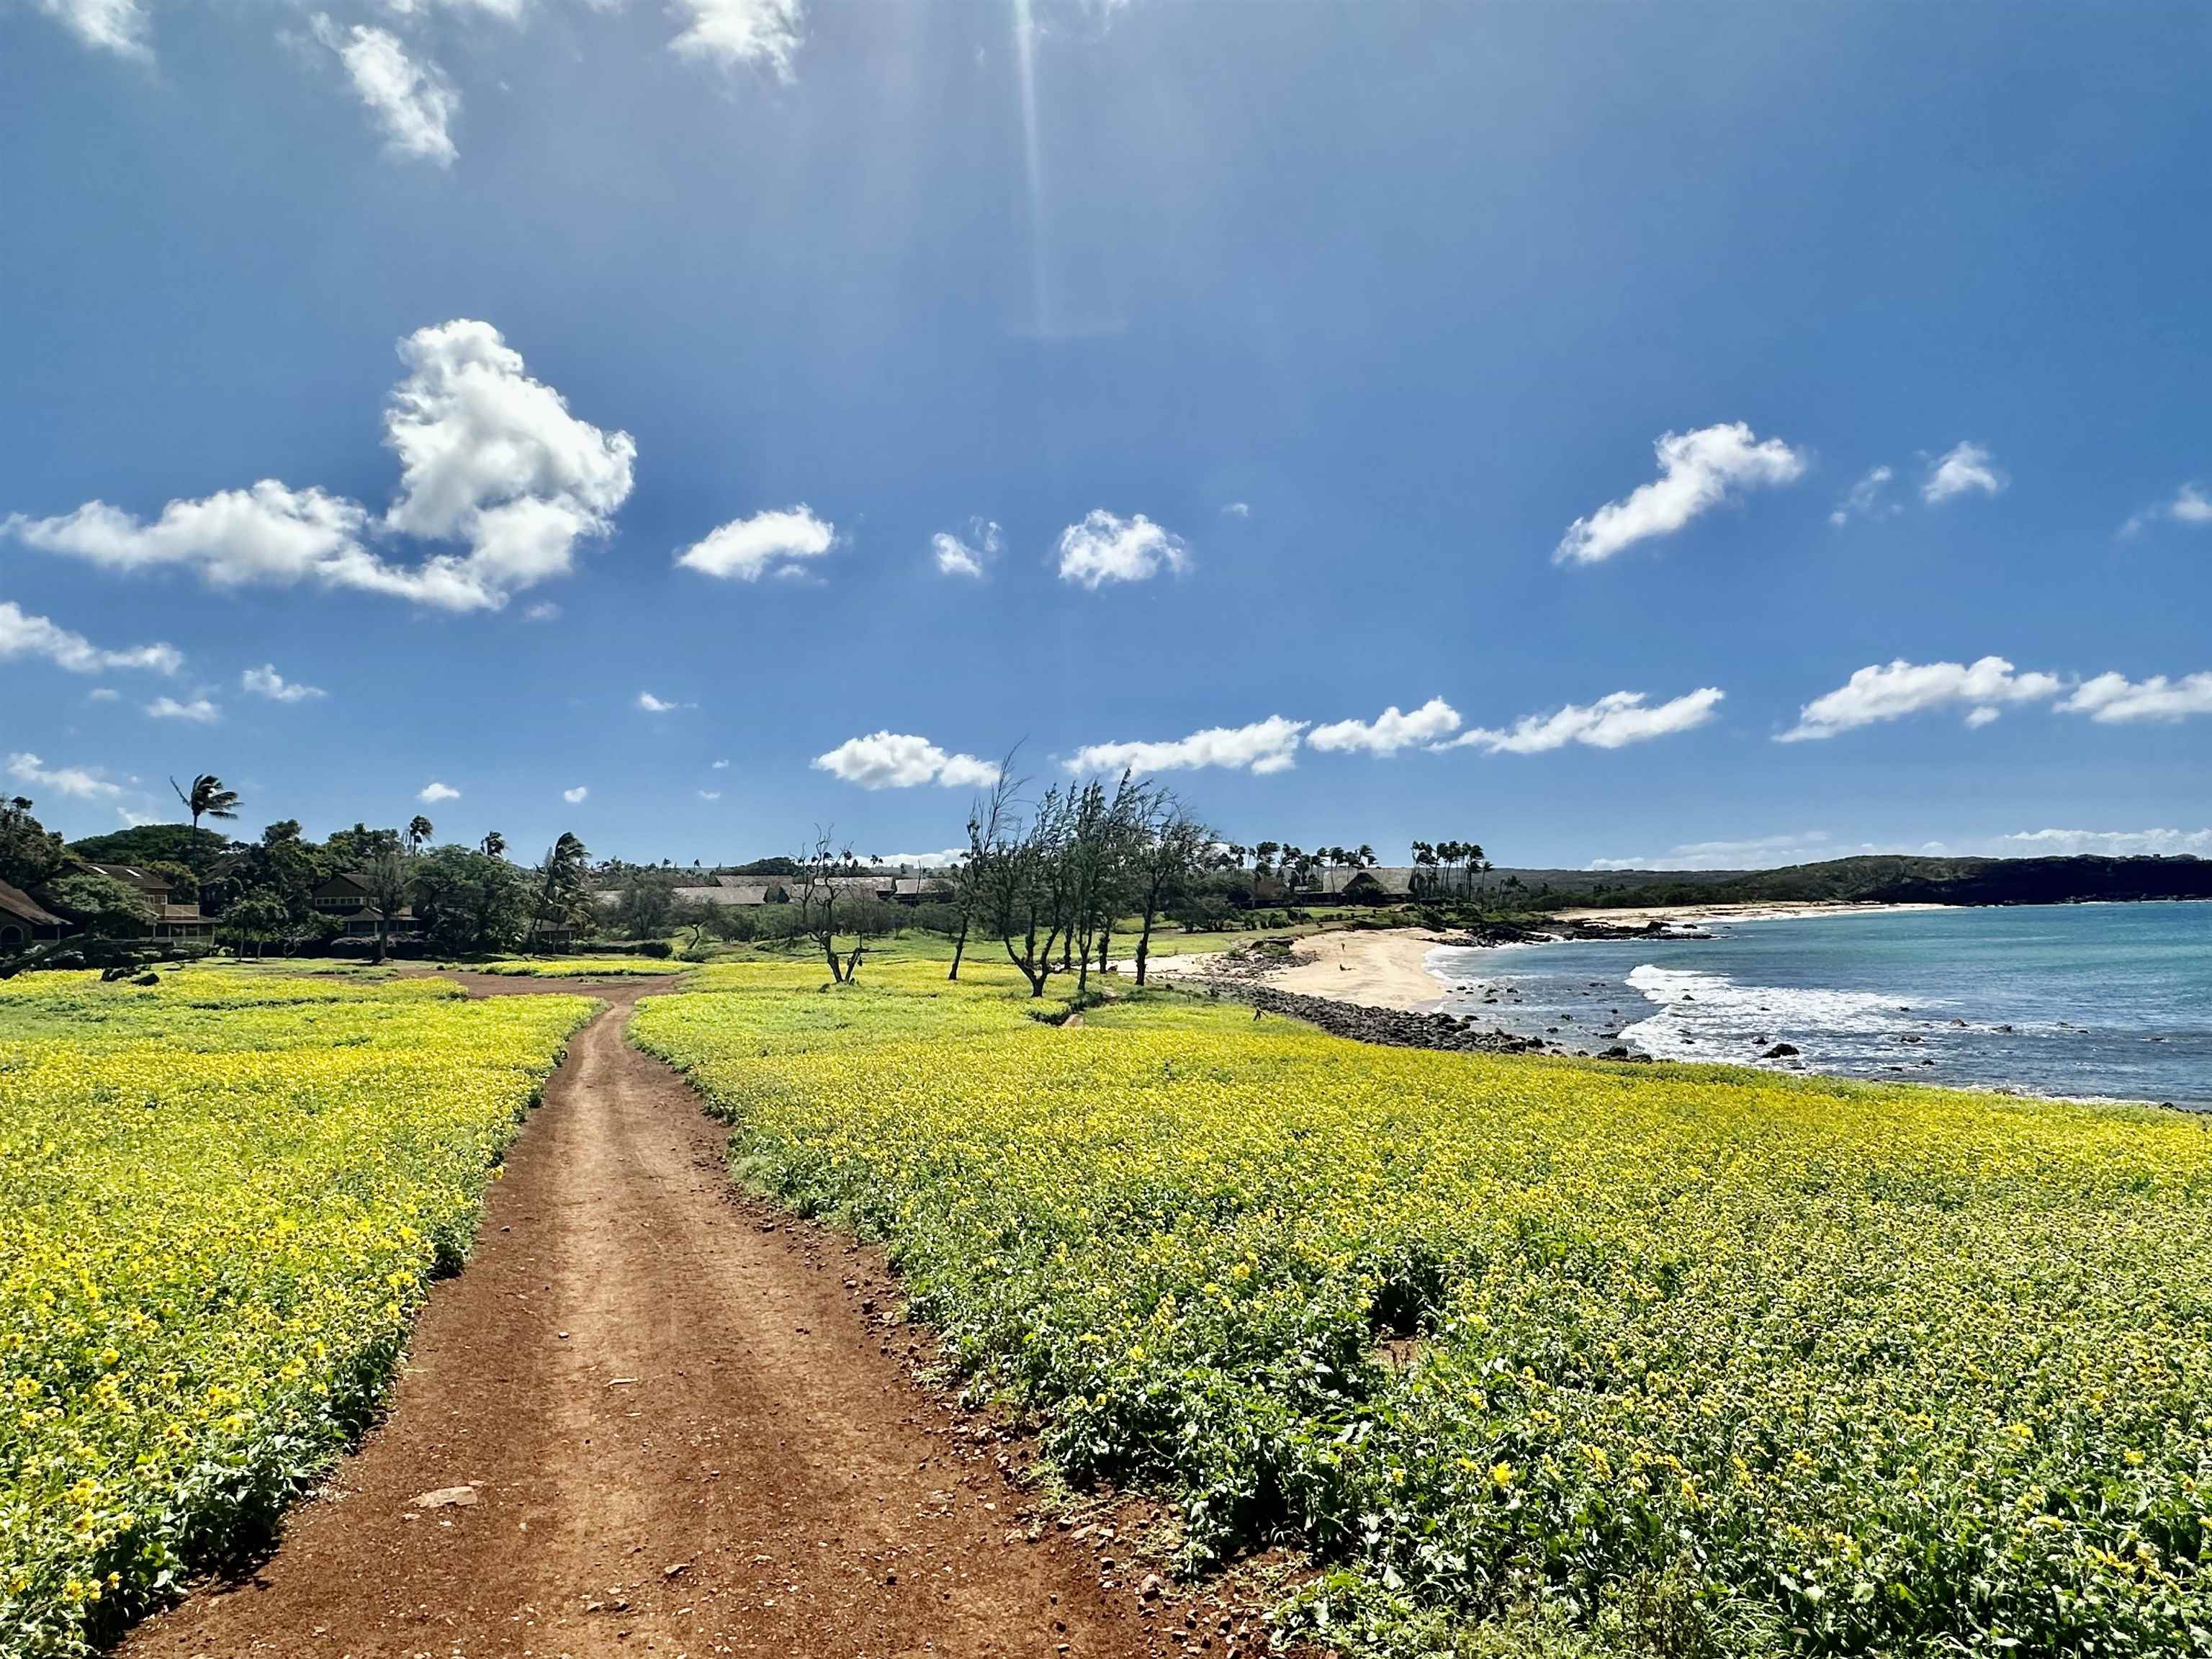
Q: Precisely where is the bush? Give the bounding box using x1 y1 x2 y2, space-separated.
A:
633 938 674 959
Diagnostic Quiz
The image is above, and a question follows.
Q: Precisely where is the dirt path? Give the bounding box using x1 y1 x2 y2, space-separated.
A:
122 983 1207 1659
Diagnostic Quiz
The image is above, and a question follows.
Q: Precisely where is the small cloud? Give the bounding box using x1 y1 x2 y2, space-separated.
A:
675 505 836 582
313 16 460 168
1780 656 2060 742
1922 441 2006 505
697 788 722 801
38 0 150 58
418 781 461 803
866 847 966 869
813 732 1000 789
2058 671 2212 724
523 600 562 621
637 691 685 713
1070 716 1306 776
8 751 124 799
1555 423 1805 565
710 758 729 769
562 785 589 803
1220 501 1250 518
1436 688 1723 753
146 695 220 723
0 598 181 675
931 518 1001 578
667 0 805 81
241 663 326 702
2119 482 2211 537
1828 464 1898 528
87 687 120 701
1056 510 1190 589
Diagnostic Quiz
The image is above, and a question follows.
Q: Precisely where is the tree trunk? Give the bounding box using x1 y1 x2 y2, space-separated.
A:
1135 901 1157 986
948 910 968 981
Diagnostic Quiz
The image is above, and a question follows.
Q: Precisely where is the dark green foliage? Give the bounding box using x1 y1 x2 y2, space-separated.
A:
64 824 232 868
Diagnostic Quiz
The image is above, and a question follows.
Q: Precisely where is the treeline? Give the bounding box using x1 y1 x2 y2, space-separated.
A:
1524 854 2212 911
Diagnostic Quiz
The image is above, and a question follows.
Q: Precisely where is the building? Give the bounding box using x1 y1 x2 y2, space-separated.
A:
0 879 71 952
310 872 421 940
81 863 217 941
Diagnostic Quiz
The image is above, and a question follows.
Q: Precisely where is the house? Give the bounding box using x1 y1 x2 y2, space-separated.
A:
311 872 420 940
0 878 71 952
81 863 217 940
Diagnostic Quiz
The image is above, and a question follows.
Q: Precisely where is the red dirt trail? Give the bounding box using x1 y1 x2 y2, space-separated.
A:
121 979 1242 1659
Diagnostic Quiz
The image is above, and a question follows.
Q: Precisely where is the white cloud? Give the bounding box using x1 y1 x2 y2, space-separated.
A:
1922 441 2006 504
241 663 325 703
1964 704 2002 729
675 505 835 581
37 0 148 57
1069 716 1306 776
1779 656 2062 742
523 600 562 621
146 695 220 723
87 687 120 701
668 0 804 78
6 320 634 613
1555 423 1805 566
812 732 999 790
315 19 459 167
2120 482 2211 537
1220 501 1250 518
1305 696 1461 755
710 758 729 769
418 781 461 803
1588 832 1835 873
1056 510 1190 589
383 0 529 20
562 784 589 803
0 600 180 675
637 691 683 712
1439 688 1724 755
8 752 124 800
932 518 1001 578
1829 464 1897 528
1995 827 2212 857
2058 671 2212 724
868 847 966 869
115 806 161 827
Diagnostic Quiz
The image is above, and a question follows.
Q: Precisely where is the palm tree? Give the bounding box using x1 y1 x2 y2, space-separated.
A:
169 774 240 874
480 830 506 860
407 815 434 853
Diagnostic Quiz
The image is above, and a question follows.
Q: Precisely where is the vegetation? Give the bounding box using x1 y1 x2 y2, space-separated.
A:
0 971 593 1656
631 959 2212 1658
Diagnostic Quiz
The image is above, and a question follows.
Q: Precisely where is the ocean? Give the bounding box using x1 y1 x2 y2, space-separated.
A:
1425 900 2212 1110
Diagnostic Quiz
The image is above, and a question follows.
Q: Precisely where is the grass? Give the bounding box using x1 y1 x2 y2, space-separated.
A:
630 958 2212 1658
459 955 692 978
0 971 594 1657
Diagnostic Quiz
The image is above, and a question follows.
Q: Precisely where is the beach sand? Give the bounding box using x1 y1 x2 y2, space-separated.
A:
1140 928 1449 1012
1552 900 1949 927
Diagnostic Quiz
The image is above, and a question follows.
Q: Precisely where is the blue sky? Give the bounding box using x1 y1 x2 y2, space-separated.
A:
4 0 2208 870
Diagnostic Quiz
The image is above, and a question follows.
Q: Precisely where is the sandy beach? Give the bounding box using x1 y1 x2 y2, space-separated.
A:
1552 900 1951 927
1140 928 1451 1011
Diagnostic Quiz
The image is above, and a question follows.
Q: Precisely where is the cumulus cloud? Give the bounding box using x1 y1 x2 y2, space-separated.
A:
241 663 325 702
812 732 1000 790
146 695 220 722
37 0 148 55
1056 510 1190 589
1555 423 1805 565
1996 827 2212 856
675 505 835 581
1305 697 1461 755
931 519 1000 578
1922 441 2006 504
867 847 966 869
315 18 459 166
6 320 634 613
0 600 179 675
8 752 124 799
2120 482 2212 537
2058 671 2212 724
1779 657 2062 742
418 781 461 803
562 785 588 803
1438 688 1725 754
668 0 805 78
1829 464 1897 528
1069 716 1306 776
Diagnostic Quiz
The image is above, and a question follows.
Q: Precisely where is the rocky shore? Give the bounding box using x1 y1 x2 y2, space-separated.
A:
1180 978 1574 1058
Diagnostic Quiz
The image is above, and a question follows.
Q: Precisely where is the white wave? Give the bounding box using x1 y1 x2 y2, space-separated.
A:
1617 963 1947 1064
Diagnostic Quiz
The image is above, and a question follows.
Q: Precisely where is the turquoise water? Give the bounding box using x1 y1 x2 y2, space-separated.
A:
1427 900 2212 1109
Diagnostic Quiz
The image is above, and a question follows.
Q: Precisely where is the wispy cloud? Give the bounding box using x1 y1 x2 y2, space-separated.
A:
1829 464 1897 528
675 505 835 582
0 599 180 675
932 518 1001 578
2119 482 2211 538
314 17 460 167
1922 441 2006 504
1555 423 1804 565
146 695 220 723
241 663 325 702
1437 688 1724 753
637 691 685 713
37 0 149 58
667 0 805 80
8 751 124 799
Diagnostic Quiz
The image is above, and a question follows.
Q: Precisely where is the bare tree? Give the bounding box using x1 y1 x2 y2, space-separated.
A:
796 827 870 983
1066 772 1148 994
949 758 1021 982
980 785 1079 998
1130 798 1213 987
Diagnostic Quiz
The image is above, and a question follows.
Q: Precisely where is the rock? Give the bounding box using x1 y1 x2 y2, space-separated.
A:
1761 1043 1799 1058
1141 1574 1164 1601
1599 1045 1632 1060
411 1485 478 1509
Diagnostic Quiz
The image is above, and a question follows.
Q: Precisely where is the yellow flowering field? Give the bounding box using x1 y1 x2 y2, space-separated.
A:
0 971 593 1657
464 956 688 978
631 963 2212 1658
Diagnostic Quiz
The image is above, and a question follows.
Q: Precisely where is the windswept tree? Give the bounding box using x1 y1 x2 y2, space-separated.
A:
406 815 435 853
977 783 1082 998
168 774 240 875
530 832 593 948
948 760 1021 982
1129 798 1214 987
1065 772 1149 994
795 827 871 983
480 830 507 860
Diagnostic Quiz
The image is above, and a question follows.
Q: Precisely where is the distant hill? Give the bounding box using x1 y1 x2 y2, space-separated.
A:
1490 855 2212 911
66 825 232 866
